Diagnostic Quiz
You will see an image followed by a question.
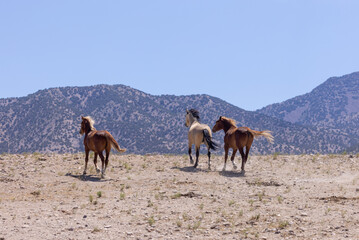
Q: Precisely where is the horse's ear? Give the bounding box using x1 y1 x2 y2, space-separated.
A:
81 116 84 120
219 116 222 120
186 109 189 114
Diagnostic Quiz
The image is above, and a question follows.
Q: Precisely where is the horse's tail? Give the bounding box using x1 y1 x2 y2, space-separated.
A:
248 129 274 143
203 129 219 151
107 134 126 153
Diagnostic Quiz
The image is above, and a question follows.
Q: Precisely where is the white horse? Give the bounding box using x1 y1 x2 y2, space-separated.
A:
185 109 218 169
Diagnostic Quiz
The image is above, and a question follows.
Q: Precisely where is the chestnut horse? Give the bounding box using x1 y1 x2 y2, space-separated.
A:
212 116 273 172
185 109 218 169
80 116 126 178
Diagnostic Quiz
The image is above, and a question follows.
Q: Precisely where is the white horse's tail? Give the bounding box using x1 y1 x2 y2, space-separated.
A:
203 129 219 150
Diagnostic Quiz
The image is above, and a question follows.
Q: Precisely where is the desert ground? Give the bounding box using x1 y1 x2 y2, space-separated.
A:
1 152 359 240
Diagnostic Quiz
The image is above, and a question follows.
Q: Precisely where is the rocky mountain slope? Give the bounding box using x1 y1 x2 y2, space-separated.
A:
0 84 357 154
258 72 359 136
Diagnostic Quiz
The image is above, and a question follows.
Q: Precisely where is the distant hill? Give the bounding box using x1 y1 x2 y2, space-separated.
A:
257 72 359 151
0 84 357 154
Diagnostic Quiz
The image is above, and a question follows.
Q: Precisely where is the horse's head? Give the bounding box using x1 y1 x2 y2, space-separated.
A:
212 116 224 132
185 109 200 127
80 116 95 135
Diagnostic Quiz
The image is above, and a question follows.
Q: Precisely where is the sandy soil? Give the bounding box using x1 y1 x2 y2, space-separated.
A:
1 152 359 239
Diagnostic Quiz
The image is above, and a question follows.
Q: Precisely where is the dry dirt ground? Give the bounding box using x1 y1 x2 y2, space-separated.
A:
1 153 359 239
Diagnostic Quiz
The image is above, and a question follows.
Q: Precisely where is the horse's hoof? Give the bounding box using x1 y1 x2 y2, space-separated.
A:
233 165 238 170
193 165 198 168
190 160 194 164
96 168 101 174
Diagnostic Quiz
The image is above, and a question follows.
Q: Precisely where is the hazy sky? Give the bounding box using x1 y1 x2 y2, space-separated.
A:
1 1 358 110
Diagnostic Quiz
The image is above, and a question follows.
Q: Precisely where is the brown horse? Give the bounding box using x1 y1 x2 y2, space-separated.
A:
80 116 126 178
212 116 273 172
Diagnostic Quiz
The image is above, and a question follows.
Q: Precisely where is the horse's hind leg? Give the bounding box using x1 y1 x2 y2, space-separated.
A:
244 144 252 165
222 145 229 171
83 149 89 175
193 146 200 168
230 149 238 170
104 150 110 176
239 148 246 173
98 152 105 178
207 148 211 170
93 153 100 173
188 144 193 164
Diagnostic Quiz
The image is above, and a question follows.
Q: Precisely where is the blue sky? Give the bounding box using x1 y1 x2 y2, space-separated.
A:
1 1 358 110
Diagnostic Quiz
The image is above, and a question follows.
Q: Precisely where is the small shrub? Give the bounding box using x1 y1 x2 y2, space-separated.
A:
120 192 125 200
124 162 132 171
257 191 265 201
278 220 289 229
89 195 93 203
173 161 180 168
238 210 243 217
171 193 182 199
182 213 190 221
249 214 260 222
148 216 155 226
229 200 235 207
97 191 102 198
191 221 201 230
147 200 154 207
325 208 331 215
176 220 182 227
31 190 41 196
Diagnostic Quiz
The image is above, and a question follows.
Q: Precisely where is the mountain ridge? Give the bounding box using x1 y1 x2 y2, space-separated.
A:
0 74 358 154
257 71 359 138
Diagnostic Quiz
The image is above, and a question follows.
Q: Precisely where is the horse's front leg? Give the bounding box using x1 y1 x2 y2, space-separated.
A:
93 153 100 173
230 149 238 170
83 149 89 175
193 146 200 168
223 145 229 171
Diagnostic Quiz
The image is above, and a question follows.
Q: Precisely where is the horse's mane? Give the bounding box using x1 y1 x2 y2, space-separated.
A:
83 116 95 130
221 116 237 127
189 109 200 121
